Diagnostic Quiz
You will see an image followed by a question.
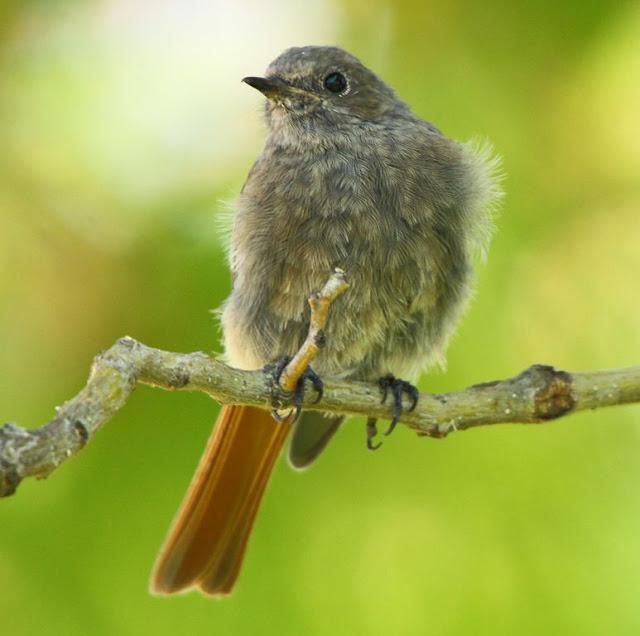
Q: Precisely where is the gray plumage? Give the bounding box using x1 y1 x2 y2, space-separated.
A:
221 46 501 466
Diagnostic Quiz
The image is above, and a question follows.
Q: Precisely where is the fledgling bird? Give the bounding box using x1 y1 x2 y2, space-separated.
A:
151 45 501 596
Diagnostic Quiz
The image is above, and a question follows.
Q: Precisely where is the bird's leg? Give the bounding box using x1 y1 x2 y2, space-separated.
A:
266 355 324 421
378 374 419 436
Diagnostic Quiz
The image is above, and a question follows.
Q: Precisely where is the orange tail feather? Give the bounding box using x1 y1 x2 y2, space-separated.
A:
150 405 291 596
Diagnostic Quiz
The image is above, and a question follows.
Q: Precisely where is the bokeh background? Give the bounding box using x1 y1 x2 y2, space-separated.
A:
2 1 640 634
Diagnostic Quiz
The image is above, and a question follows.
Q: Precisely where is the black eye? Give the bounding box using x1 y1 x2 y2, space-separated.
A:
323 72 347 94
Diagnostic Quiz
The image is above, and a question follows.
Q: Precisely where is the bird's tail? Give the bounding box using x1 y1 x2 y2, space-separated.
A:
150 405 291 596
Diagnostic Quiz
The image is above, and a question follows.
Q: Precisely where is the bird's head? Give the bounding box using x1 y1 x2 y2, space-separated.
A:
242 46 406 136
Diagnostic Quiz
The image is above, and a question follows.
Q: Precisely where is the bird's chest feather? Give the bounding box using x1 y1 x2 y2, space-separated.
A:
226 131 462 374
242 145 417 318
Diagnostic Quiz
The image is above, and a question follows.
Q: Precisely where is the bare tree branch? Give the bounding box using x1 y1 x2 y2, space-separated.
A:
1 271 639 497
279 268 349 392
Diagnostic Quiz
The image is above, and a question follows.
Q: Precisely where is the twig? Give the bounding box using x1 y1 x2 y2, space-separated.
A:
1 272 639 497
279 268 349 392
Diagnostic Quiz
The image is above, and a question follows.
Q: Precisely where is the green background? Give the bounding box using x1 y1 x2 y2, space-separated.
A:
2 1 640 634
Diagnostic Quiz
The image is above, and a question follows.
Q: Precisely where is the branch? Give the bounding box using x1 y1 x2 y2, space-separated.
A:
1 272 639 497
279 268 349 392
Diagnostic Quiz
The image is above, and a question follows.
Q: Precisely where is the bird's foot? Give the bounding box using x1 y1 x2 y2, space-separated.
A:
378 374 419 436
267 355 323 422
364 375 419 451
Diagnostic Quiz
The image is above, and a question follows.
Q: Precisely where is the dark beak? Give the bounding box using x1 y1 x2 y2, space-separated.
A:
242 76 292 99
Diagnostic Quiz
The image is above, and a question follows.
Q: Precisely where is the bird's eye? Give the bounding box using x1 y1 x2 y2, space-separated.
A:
323 72 348 94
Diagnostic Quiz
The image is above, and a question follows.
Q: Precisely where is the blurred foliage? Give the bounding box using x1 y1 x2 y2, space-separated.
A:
1 1 639 635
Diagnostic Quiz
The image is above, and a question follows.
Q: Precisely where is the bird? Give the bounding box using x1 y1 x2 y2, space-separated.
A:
150 45 501 596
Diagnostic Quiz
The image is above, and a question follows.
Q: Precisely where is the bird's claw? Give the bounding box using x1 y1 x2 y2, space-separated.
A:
293 365 323 417
366 417 382 451
378 374 419 436
268 355 324 421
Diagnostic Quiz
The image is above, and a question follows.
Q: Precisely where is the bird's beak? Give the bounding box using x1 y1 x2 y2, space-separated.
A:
242 76 299 99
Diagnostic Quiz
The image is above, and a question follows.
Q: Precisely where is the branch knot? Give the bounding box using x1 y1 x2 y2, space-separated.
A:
525 364 576 420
